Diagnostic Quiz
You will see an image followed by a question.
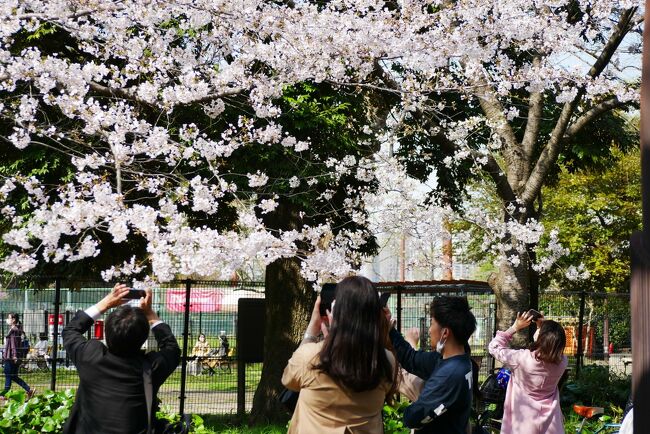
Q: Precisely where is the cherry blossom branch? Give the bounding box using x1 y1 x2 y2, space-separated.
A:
522 7 638 206
521 57 543 179
563 97 629 139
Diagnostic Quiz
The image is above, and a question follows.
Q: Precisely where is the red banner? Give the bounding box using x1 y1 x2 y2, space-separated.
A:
165 289 223 313
48 314 63 325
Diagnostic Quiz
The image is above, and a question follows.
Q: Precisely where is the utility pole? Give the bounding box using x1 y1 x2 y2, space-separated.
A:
441 216 453 280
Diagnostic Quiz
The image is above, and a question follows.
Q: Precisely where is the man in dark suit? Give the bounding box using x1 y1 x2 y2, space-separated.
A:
62 283 180 434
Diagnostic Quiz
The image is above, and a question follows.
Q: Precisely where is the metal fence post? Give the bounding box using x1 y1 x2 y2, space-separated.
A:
51 277 61 391
576 290 586 379
43 310 49 336
179 279 192 416
396 285 403 332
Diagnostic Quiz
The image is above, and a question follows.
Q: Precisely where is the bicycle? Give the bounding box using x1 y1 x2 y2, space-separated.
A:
474 368 506 434
573 404 622 434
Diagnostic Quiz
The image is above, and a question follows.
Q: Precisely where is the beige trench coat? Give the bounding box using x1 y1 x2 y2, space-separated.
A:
282 342 395 434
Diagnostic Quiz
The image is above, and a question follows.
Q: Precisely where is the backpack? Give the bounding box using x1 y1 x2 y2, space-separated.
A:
17 334 30 360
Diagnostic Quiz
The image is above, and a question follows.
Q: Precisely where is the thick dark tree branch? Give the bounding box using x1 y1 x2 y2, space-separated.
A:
475 83 524 188
521 57 543 179
564 97 628 139
522 7 638 206
427 128 517 204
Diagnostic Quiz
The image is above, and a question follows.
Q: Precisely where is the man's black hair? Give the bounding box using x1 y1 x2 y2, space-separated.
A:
105 305 149 356
430 296 477 344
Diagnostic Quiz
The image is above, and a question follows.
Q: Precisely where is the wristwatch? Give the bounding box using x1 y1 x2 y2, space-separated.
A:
303 332 319 342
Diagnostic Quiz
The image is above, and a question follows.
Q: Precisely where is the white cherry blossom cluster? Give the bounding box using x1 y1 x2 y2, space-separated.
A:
0 0 640 284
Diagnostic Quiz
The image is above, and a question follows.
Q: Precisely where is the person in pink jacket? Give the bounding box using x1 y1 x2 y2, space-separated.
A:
488 312 568 434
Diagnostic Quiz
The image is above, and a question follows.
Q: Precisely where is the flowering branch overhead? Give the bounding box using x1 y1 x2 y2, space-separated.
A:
0 0 641 284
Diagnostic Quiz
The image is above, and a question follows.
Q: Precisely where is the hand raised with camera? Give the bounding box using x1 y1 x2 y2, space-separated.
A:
302 295 324 342
140 289 159 324
511 311 534 332
96 283 130 313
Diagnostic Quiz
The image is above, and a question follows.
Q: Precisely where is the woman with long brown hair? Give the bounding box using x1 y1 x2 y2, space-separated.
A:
488 312 568 434
281 276 397 433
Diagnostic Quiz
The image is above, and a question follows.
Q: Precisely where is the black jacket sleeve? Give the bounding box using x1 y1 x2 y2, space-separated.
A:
403 364 470 429
148 323 181 387
62 311 98 366
389 327 439 380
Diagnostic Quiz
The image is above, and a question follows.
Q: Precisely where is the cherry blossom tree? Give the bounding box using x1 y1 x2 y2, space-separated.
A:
378 2 642 333
0 0 642 420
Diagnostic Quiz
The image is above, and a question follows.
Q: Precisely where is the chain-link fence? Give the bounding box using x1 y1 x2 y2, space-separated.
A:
539 291 631 379
0 277 264 415
376 280 497 381
1 278 629 417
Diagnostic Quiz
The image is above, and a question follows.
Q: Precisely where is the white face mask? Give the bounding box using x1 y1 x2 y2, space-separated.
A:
6 318 13 326
436 337 447 354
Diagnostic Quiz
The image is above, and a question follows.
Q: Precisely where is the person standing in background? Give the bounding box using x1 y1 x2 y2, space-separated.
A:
1 312 34 400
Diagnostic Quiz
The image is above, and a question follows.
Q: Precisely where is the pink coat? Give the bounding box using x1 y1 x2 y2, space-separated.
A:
488 331 568 434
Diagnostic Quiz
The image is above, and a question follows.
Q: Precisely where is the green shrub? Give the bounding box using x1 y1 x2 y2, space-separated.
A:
0 390 217 434
382 400 410 434
0 389 74 434
156 406 216 434
563 405 623 434
561 365 630 409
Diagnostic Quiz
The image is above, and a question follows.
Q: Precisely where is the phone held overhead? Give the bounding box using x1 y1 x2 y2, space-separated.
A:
319 283 336 317
527 309 543 321
123 289 146 299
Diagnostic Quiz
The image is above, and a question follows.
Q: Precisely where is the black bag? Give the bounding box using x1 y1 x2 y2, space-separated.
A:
479 369 506 403
278 387 299 414
143 359 191 434
17 334 30 361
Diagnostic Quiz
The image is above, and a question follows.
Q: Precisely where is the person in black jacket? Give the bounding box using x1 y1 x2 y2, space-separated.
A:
62 283 180 434
386 296 476 434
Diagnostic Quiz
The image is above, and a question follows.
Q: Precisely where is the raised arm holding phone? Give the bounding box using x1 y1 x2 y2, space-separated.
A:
62 283 180 434
282 276 397 434
488 311 567 434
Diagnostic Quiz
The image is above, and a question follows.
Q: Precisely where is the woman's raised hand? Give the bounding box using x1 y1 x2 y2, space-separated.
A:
405 327 420 349
306 296 323 337
512 311 534 332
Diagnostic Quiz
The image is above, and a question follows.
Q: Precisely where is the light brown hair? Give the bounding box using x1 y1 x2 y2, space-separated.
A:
530 320 566 364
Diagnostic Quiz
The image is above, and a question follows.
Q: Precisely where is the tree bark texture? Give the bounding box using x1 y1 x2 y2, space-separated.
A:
249 257 314 424
489 248 531 345
250 198 315 424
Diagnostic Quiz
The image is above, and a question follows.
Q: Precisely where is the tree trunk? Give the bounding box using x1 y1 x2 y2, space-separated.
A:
442 216 453 280
489 249 531 345
249 256 314 424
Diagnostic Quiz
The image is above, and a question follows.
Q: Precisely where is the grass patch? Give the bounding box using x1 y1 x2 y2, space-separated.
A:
18 363 263 393
201 415 287 433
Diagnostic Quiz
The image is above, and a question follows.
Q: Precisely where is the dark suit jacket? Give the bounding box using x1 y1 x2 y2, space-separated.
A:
62 311 180 434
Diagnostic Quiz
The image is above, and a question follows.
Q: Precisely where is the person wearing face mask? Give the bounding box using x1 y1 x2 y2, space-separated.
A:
488 312 567 434
1 313 34 400
386 296 477 434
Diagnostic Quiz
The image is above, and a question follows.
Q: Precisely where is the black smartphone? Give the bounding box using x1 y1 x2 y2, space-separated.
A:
527 309 543 321
319 283 337 316
380 292 391 307
123 289 146 300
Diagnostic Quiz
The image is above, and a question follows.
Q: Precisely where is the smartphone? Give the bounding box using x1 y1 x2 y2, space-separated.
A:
527 309 543 321
319 283 337 316
123 289 146 300
379 292 391 307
